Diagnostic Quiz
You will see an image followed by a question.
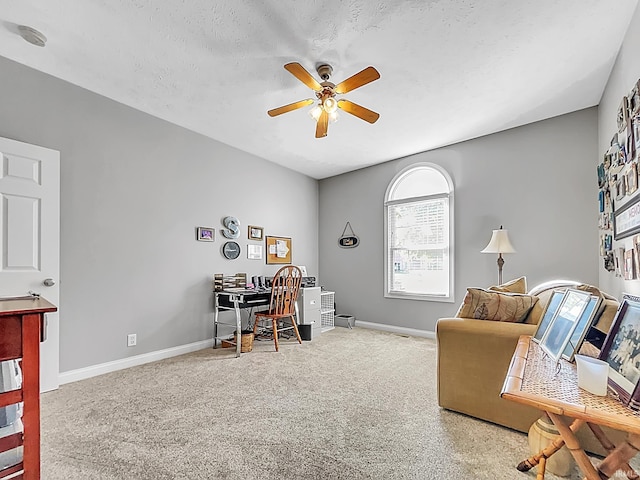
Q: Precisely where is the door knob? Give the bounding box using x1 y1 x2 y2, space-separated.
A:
43 278 56 287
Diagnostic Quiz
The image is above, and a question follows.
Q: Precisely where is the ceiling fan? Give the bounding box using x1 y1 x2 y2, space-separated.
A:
268 62 380 138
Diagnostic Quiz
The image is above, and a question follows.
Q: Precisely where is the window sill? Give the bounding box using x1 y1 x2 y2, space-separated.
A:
385 292 454 303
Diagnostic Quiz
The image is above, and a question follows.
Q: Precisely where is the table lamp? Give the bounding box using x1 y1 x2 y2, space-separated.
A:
481 225 516 285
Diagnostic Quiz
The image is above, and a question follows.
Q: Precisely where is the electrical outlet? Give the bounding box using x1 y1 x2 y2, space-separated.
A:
127 334 137 347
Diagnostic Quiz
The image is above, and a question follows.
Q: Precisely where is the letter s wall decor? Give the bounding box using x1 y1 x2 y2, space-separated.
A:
221 216 240 239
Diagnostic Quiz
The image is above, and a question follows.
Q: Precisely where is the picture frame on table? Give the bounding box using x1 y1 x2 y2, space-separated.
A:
196 226 215 242
539 289 592 363
248 225 264 241
561 295 602 362
598 294 640 409
532 290 565 344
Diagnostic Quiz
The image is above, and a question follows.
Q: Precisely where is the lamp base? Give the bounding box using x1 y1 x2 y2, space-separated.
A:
497 254 505 285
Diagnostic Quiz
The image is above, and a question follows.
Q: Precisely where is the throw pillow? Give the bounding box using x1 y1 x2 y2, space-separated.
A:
456 288 539 322
488 276 527 294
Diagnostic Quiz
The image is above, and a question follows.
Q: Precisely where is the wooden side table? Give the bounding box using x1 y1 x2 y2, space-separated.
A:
502 335 640 480
0 297 57 480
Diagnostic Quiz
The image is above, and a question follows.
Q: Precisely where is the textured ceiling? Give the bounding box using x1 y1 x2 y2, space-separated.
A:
0 0 638 179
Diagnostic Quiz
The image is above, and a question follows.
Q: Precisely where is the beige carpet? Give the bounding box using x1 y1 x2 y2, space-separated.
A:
40 328 627 479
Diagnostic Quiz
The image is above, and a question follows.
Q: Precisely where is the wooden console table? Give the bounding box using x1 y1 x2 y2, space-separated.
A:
502 335 640 480
0 297 57 480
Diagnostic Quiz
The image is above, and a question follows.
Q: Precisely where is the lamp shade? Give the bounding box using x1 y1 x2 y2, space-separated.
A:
481 228 516 254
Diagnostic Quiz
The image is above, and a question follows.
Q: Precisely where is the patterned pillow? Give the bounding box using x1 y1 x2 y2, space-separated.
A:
488 276 527 294
456 288 538 322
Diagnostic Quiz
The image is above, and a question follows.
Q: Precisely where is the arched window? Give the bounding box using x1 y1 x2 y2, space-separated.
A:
384 163 454 302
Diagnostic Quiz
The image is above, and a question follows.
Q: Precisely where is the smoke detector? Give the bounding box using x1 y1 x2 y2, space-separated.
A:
18 26 47 47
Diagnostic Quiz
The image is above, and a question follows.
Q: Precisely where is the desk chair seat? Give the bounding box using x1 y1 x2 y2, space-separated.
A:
253 265 302 352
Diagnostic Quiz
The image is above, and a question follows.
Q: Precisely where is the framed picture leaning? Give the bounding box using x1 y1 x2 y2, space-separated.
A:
540 289 591 363
599 294 640 409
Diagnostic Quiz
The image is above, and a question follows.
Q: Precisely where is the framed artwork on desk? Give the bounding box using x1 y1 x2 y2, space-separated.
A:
265 236 291 264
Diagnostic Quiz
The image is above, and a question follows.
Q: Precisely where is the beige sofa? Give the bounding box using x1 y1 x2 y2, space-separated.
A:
436 280 622 455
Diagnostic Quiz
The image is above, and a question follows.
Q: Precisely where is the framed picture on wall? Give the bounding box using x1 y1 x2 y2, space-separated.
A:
614 192 640 240
248 225 264 241
247 244 263 260
618 96 630 133
628 163 638 195
196 227 215 242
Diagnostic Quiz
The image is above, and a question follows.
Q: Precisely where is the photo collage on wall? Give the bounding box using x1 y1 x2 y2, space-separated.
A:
598 78 640 277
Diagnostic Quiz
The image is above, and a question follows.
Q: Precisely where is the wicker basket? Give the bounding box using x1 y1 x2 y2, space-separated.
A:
221 331 254 353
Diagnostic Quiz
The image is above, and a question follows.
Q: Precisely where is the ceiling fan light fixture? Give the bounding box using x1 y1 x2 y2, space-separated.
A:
309 104 322 121
323 96 338 114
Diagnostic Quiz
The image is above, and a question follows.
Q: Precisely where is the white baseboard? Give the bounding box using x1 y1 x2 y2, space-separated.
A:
355 321 436 339
58 339 214 385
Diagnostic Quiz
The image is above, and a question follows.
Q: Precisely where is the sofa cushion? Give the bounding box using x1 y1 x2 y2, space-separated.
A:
456 288 539 322
488 276 527 294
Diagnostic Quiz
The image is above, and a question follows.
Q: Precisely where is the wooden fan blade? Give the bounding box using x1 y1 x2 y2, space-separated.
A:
337 99 380 124
284 63 322 91
268 99 314 117
334 66 380 94
315 110 329 138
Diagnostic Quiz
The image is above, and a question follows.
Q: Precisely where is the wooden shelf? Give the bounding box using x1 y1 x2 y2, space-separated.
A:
0 297 56 480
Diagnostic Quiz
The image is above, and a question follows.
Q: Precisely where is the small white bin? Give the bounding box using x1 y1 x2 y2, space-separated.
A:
575 354 608 396
335 314 355 329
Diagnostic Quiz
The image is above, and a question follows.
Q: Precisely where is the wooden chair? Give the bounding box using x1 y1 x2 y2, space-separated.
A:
253 265 303 352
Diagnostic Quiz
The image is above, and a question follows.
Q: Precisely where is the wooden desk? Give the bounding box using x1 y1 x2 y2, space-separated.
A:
0 297 57 480
502 335 640 480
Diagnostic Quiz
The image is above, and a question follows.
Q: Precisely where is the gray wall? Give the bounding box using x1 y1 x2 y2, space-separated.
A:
319 108 599 333
598 2 640 299
0 56 319 373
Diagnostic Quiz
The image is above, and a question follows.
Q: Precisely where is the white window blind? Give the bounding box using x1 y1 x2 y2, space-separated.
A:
388 196 449 296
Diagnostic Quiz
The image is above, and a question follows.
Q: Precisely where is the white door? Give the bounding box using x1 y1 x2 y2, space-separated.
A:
0 137 60 393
